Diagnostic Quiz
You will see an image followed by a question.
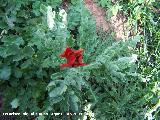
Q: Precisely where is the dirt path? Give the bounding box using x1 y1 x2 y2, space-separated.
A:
84 0 128 40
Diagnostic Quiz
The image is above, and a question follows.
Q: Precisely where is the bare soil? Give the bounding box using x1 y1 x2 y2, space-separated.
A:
84 0 128 40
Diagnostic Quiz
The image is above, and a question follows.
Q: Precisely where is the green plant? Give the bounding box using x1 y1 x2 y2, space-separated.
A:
0 0 159 120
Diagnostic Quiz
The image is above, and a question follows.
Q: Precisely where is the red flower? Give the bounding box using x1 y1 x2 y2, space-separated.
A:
60 47 87 69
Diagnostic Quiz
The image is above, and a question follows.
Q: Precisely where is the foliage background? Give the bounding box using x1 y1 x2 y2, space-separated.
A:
0 0 159 120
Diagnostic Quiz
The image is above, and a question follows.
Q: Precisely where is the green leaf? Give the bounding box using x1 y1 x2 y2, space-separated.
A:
49 83 67 98
51 72 64 80
138 0 144 3
100 0 108 8
23 46 34 57
130 35 142 47
69 94 79 112
14 68 22 78
6 45 20 56
117 57 131 63
32 1 41 16
111 4 122 16
50 96 63 105
71 0 78 5
40 4 47 14
0 45 20 58
13 53 24 61
106 10 113 19
20 60 32 69
10 98 19 108
36 115 45 120
0 65 11 80
66 37 74 47
0 20 8 29
0 47 7 58
47 81 56 91
1 36 24 46
42 57 52 68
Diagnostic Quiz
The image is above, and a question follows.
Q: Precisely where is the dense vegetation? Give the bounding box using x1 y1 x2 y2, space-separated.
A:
0 0 159 120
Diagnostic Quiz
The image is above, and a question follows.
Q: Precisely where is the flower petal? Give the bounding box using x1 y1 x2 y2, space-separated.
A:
59 47 86 69
73 49 84 54
77 54 83 64
60 47 72 57
66 54 76 66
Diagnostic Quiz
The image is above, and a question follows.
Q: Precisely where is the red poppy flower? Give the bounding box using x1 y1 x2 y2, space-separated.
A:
60 47 87 69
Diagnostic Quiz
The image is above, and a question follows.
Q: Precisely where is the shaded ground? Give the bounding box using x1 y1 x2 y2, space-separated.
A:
85 0 128 40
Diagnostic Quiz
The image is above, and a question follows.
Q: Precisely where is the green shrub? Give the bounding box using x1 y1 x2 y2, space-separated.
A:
0 0 159 120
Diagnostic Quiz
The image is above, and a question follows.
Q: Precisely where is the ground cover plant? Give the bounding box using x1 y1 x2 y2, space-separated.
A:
0 0 159 120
